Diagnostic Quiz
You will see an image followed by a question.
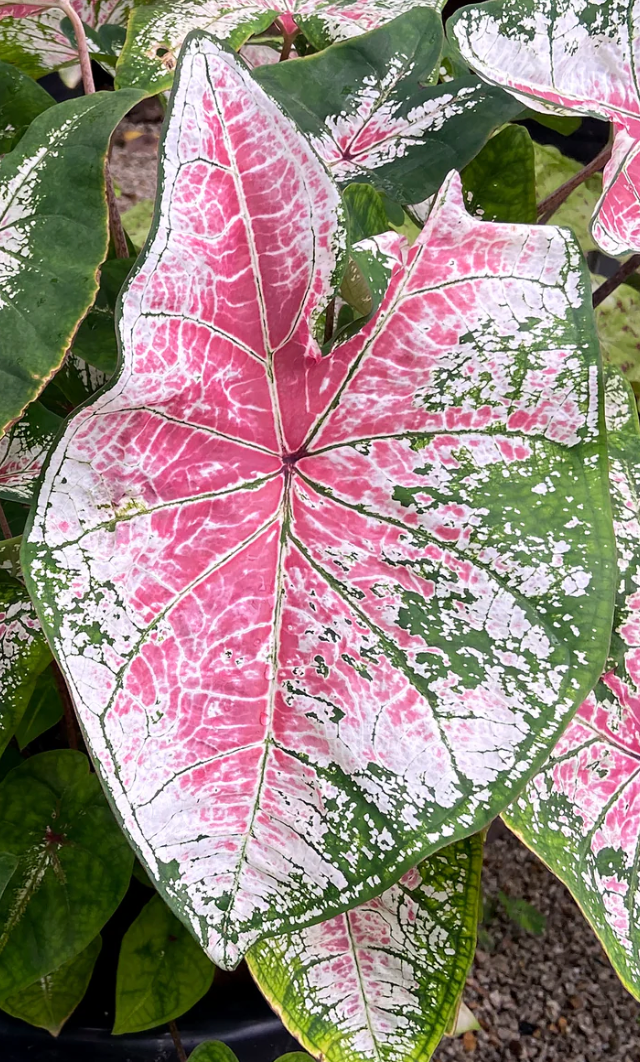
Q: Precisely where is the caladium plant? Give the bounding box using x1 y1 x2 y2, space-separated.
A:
0 1 134 78
449 0 640 256
23 31 615 971
504 368 640 1000
253 8 523 206
115 0 445 92
2 0 640 1055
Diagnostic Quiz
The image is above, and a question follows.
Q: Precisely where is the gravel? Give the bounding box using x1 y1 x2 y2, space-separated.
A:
109 113 640 1062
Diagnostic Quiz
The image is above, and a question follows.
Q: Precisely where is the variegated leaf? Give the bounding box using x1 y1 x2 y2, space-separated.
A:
254 9 523 205
504 368 640 999
0 402 61 504
248 836 482 1062
115 0 445 93
448 0 640 256
0 571 51 758
0 87 143 437
24 33 614 970
0 1 134 78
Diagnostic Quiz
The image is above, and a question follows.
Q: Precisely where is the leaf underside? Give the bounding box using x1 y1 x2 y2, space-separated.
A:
449 0 640 255
248 836 482 1062
24 33 614 969
504 368 640 1001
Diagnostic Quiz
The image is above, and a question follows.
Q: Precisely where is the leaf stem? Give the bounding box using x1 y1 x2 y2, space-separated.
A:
592 253 640 308
57 1 129 258
52 661 79 751
168 1021 188 1062
323 297 335 343
276 18 296 61
537 143 612 224
0 504 11 541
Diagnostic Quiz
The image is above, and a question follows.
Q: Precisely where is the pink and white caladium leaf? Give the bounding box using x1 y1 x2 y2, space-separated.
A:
0 2 134 79
115 0 445 93
449 0 640 256
504 368 640 1000
0 401 61 504
0 571 51 759
248 836 482 1062
24 32 615 969
254 9 523 207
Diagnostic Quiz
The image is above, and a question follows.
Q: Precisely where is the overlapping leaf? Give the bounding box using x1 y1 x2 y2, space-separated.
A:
0 1 134 78
449 0 640 255
0 571 51 758
114 893 214 1033
0 402 61 504
504 369 640 999
0 750 133 996
115 0 444 93
461 125 537 224
0 87 143 436
0 60 53 155
254 10 523 205
0 935 101 1035
24 33 614 969
248 837 482 1062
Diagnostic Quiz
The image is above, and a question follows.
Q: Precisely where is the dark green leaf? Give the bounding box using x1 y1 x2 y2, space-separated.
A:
0 750 133 996
342 184 389 242
0 747 22 784
189 1043 240 1062
0 572 52 758
114 894 214 1034
462 126 537 223
0 88 143 436
0 854 18 901
0 61 53 155
523 110 582 135
254 9 522 204
0 935 101 1036
15 666 64 750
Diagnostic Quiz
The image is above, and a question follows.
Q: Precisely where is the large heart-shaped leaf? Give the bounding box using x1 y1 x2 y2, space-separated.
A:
0 59 53 155
248 836 482 1062
0 571 51 758
504 368 640 999
0 1 134 78
0 934 101 1035
448 0 640 255
0 749 133 996
254 9 522 205
24 32 615 970
115 0 444 93
461 125 537 224
114 893 215 1033
0 87 143 437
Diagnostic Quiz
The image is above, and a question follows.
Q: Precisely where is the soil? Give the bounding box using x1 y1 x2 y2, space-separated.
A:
109 110 640 1062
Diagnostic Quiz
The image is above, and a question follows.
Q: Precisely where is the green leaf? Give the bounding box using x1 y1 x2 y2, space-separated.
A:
0 61 54 155
0 572 52 758
0 747 22 784
0 854 18 901
0 935 101 1036
189 1044 240 1062
497 892 546 935
122 198 155 251
254 9 522 205
523 110 582 136
534 142 602 253
0 87 144 436
274 1056 313 1062
462 125 536 224
15 666 64 751
72 257 136 373
0 402 62 505
594 275 640 395
342 184 389 243
248 836 482 1062
0 750 133 996
0 536 24 581
114 893 215 1034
